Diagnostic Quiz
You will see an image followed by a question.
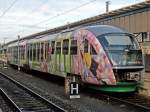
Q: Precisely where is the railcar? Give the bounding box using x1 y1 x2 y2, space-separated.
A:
0 45 7 66
5 25 144 92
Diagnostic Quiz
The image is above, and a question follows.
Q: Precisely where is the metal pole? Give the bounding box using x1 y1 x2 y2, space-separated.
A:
106 1 110 13
18 35 20 71
3 37 7 68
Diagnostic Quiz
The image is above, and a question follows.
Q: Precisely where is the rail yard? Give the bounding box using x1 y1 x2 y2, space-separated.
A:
0 0 150 112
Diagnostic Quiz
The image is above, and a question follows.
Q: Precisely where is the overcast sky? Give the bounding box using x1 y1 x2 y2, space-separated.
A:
0 0 145 43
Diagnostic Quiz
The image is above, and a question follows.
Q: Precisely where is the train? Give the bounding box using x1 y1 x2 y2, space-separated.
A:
0 25 144 93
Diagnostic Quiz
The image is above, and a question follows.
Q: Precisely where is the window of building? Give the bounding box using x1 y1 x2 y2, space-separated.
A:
70 40 77 55
56 42 61 54
63 39 69 54
143 32 150 42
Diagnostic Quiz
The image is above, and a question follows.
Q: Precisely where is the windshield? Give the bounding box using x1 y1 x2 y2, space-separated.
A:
99 34 139 50
98 34 142 66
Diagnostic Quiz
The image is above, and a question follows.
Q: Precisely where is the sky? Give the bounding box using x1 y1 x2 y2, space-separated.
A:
0 0 145 43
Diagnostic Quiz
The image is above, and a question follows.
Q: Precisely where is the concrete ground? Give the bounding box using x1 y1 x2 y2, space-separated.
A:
139 72 150 96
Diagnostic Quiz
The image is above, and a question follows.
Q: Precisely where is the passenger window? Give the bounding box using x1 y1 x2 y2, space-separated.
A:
41 43 44 61
70 40 77 55
33 44 36 61
19 46 21 59
22 46 25 60
63 39 69 54
84 39 88 53
90 45 97 55
56 42 61 54
37 43 40 61
20 46 23 59
51 41 55 54
45 42 49 60
29 44 32 61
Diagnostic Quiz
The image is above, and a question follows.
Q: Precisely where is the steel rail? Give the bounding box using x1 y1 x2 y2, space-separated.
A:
0 72 66 112
0 88 22 112
95 93 150 112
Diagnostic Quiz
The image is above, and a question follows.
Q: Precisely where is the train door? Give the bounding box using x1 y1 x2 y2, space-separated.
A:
49 41 56 73
70 39 78 74
62 39 70 73
56 41 61 72
43 42 49 72
83 39 91 68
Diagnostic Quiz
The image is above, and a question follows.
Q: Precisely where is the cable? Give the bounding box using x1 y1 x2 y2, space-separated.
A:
0 23 45 29
0 0 18 18
16 0 49 23
34 0 97 25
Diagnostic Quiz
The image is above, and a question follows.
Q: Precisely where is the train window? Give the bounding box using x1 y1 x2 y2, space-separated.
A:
20 46 22 59
15 46 18 59
29 44 32 61
45 42 49 60
23 46 25 60
70 40 77 55
51 41 55 54
90 45 97 55
27 44 29 60
37 43 40 61
33 44 36 61
19 46 21 59
84 39 88 53
63 39 69 54
56 42 61 54
41 43 44 61
20 46 24 60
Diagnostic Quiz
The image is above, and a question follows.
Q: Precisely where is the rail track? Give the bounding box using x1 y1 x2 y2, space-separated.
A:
0 88 21 112
86 90 150 112
0 72 66 112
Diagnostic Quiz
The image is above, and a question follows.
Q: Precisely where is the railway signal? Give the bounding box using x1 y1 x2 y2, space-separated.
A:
70 76 80 99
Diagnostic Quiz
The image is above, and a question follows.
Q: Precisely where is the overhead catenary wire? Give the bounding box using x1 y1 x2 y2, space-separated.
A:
34 0 97 25
16 0 49 23
0 0 18 18
16 0 97 36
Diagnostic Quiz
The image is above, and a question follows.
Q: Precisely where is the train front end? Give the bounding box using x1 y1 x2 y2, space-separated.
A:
80 25 144 93
95 33 144 92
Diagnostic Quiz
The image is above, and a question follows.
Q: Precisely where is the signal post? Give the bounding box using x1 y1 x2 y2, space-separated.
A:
65 75 80 99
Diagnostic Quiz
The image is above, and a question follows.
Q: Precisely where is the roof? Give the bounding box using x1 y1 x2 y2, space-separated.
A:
83 25 128 37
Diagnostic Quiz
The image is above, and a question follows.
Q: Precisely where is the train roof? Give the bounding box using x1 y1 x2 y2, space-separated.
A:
7 40 27 47
27 33 58 43
83 25 129 37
